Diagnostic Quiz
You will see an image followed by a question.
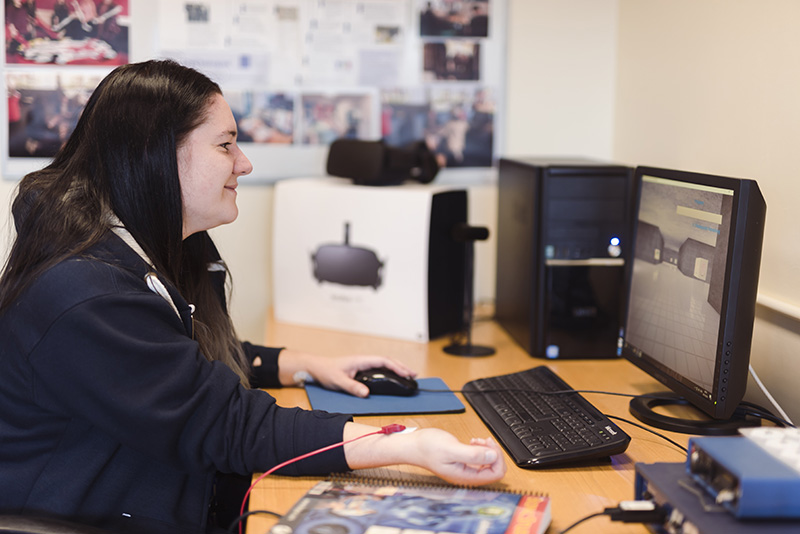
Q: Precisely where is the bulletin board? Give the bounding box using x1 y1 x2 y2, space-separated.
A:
2 0 506 183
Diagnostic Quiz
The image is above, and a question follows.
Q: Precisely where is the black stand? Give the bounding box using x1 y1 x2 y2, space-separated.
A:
629 392 761 436
444 224 495 357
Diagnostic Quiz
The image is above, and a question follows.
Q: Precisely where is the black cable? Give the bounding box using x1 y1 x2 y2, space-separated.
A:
420 384 794 452
606 414 688 453
559 501 668 533
420 386 795 428
739 400 776 414
557 511 607 533
604 502 668 524
226 509 282 533
739 401 796 427
739 409 793 428
417 386 673 401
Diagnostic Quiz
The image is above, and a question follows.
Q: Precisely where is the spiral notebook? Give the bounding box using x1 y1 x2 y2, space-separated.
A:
268 476 551 534
304 377 465 415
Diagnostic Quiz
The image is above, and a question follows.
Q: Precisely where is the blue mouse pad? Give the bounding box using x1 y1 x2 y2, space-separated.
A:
305 377 465 416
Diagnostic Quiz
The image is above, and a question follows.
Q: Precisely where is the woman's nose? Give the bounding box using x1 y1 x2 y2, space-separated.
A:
236 150 253 176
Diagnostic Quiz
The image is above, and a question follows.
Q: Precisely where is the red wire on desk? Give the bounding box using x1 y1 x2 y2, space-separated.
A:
238 423 407 534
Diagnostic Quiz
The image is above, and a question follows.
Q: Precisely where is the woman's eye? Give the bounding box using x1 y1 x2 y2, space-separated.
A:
220 142 232 151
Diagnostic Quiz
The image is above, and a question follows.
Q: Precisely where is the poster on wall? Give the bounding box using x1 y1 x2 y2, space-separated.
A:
152 0 501 178
300 92 375 145
2 0 505 181
381 86 494 168
226 90 295 144
3 0 130 178
423 40 480 81
5 0 130 65
7 70 104 158
418 0 489 38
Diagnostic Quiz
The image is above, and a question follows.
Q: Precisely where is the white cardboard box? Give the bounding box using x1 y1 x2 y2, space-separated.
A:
272 177 466 342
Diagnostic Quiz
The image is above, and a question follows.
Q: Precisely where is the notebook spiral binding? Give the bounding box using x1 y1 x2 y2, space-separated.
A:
327 472 547 497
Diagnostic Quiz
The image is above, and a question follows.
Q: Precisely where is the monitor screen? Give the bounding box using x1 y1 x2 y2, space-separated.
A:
620 166 766 427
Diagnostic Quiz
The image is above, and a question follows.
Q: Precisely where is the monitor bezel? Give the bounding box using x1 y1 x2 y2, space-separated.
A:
620 166 766 420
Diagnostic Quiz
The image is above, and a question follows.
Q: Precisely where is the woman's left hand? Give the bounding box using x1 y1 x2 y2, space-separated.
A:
277 349 416 397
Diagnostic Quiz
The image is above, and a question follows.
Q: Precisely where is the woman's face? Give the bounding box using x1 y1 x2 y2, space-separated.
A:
177 93 253 239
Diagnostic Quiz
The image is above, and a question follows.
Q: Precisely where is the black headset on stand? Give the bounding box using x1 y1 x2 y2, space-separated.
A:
443 223 495 357
325 137 494 356
326 138 440 186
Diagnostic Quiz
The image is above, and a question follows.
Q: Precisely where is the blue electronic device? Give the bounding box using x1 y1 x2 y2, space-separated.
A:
635 462 800 533
687 435 800 519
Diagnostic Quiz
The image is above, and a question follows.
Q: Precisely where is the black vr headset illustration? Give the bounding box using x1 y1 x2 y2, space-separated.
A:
311 222 384 289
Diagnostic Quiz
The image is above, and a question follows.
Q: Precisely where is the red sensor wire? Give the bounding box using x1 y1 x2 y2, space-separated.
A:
238 424 407 534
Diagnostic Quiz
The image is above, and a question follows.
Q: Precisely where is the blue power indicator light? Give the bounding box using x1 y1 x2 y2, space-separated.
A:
610 236 620 246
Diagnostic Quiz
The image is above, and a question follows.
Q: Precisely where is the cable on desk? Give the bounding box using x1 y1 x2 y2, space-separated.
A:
419 385 796 430
234 424 407 534
558 501 668 534
738 400 795 427
226 510 282 533
557 511 607 534
420 382 795 456
417 386 681 402
606 414 688 454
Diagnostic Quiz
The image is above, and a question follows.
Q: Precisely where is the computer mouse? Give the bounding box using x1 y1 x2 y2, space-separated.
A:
354 367 418 396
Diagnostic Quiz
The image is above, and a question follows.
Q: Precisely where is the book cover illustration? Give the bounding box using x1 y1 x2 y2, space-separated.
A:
268 479 551 534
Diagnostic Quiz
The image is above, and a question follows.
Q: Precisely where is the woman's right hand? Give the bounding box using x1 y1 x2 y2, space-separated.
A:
277 349 416 398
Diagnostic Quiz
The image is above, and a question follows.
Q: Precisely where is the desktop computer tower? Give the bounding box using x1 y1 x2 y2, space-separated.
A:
495 157 633 359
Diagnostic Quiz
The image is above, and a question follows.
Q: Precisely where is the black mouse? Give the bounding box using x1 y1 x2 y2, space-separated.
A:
354 367 418 396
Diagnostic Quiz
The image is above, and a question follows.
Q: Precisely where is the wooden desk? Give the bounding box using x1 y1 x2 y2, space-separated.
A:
247 316 692 533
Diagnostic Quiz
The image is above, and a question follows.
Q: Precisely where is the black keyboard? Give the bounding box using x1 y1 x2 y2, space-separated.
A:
463 366 630 468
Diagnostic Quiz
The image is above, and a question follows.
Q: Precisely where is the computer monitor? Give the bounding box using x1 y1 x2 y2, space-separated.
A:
620 166 766 435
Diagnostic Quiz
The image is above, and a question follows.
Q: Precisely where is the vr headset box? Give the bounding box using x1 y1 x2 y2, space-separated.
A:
272 177 467 342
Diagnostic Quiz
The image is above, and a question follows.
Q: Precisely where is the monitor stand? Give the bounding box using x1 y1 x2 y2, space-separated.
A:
629 392 761 436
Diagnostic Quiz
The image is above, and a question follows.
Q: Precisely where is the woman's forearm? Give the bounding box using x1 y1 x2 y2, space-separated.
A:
341 422 507 486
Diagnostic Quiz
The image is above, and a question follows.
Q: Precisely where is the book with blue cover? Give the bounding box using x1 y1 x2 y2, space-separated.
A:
268 476 551 534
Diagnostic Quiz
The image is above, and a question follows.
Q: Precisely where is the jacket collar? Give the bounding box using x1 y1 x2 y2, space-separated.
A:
100 228 195 339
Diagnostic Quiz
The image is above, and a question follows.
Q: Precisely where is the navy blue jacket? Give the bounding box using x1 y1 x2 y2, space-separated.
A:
0 233 352 533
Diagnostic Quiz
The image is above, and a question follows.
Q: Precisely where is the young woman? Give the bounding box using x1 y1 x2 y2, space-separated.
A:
0 60 505 534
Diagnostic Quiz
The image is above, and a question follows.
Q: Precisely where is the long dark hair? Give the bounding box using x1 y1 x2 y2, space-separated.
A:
0 59 250 386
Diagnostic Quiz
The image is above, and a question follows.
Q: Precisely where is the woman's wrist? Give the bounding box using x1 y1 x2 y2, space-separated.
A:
277 349 313 386
342 422 419 469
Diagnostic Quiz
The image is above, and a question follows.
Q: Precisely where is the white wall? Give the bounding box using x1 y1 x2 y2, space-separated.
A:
614 0 800 423
209 187 274 343
0 181 14 259
504 0 619 159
